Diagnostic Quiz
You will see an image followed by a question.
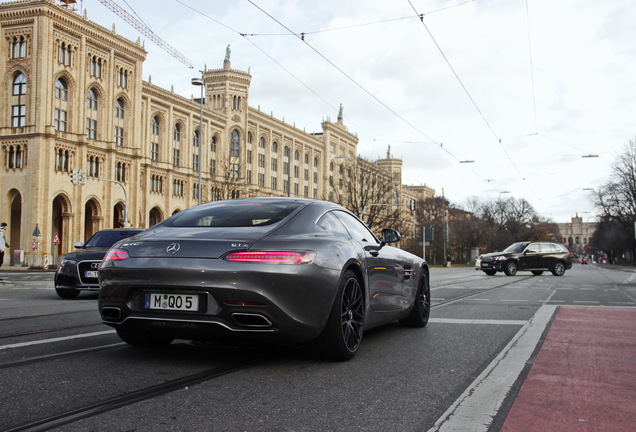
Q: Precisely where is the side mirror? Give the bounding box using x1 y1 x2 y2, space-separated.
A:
381 228 401 244
74 241 84 249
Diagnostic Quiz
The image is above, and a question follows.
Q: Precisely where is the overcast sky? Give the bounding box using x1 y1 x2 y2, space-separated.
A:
78 0 636 222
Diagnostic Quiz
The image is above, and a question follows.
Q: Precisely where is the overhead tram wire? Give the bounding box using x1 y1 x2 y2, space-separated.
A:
525 0 539 133
175 0 492 188
245 0 463 163
406 0 538 197
239 1 475 38
173 0 375 139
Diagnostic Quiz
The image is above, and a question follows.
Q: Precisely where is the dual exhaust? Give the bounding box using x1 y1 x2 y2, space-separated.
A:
101 307 272 329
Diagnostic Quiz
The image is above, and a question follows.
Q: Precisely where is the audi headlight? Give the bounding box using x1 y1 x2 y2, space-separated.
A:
494 256 507 261
60 258 78 267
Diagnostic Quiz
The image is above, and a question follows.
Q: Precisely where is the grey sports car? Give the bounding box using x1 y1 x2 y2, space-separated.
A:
98 197 430 360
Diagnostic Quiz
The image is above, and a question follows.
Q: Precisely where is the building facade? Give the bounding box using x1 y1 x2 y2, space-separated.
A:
557 215 597 256
0 0 433 265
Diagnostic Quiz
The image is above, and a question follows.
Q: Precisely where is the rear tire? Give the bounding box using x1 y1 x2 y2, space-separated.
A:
400 273 430 328
56 287 80 299
116 328 174 347
503 261 518 276
551 261 566 276
315 270 364 361
483 270 496 276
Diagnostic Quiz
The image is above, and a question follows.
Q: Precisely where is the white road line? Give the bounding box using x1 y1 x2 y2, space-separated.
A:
0 330 116 350
427 305 557 432
429 318 526 326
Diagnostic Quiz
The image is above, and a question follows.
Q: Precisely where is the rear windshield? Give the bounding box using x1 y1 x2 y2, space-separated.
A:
163 201 304 227
84 230 143 248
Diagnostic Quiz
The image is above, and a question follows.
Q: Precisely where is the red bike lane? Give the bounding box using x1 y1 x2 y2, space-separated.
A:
501 307 636 432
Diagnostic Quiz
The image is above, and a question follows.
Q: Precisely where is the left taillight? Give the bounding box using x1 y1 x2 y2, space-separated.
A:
222 250 316 264
103 249 129 262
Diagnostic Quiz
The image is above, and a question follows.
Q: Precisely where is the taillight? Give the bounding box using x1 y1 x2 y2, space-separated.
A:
103 249 129 262
223 251 316 264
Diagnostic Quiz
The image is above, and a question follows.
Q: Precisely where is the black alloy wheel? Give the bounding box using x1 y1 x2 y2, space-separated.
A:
400 273 430 327
503 261 518 276
316 270 364 361
551 261 566 276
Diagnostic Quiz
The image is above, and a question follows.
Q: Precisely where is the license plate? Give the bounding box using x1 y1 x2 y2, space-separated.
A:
145 293 199 311
482 263 490 268
85 270 98 278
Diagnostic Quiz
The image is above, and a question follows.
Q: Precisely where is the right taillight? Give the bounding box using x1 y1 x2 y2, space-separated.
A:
103 249 129 262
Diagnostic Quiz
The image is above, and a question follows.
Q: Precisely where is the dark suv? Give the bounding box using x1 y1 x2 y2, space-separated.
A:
476 241 572 276
55 229 143 298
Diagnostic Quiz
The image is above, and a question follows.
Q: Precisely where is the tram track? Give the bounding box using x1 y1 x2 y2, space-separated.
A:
2 272 536 431
431 275 535 309
4 356 267 432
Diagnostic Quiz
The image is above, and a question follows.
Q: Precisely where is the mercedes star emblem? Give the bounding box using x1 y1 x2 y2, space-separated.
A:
166 243 181 254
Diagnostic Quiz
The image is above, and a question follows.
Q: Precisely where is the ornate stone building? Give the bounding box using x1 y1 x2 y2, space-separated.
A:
557 215 597 256
0 0 433 265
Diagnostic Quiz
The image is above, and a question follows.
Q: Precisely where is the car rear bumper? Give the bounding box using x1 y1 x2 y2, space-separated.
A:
98 258 342 344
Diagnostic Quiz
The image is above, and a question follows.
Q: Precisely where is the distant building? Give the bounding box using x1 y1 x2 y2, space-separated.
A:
0 0 433 264
557 215 597 255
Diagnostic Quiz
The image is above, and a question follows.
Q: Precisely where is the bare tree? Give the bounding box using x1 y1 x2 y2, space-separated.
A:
210 157 245 201
329 157 403 234
593 137 636 261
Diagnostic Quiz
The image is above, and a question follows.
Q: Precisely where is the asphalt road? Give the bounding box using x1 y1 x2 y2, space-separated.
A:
0 264 634 431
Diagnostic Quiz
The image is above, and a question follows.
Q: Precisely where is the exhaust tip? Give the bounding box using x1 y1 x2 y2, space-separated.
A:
101 306 122 321
232 313 272 328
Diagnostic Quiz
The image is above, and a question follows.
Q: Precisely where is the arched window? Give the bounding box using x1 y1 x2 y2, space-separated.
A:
193 129 200 147
55 78 68 100
11 72 27 128
87 88 98 110
91 56 102 78
12 72 26 96
12 36 26 58
259 137 266 149
272 141 278 153
230 129 240 157
150 116 160 161
86 88 99 139
173 124 181 142
59 42 72 66
114 98 125 146
115 98 125 118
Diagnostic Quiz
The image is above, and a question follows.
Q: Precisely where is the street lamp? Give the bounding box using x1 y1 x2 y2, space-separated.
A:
191 76 204 205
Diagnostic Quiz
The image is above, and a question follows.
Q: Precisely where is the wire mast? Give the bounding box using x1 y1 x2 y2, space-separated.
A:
96 0 194 69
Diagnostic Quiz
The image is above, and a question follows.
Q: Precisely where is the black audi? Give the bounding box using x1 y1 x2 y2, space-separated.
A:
54 228 144 299
98 197 430 360
476 241 572 276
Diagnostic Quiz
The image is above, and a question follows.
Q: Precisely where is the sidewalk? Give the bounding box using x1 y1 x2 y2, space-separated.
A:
0 265 55 272
501 307 636 431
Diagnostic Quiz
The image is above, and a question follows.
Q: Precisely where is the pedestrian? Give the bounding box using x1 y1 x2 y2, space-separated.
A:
0 222 8 268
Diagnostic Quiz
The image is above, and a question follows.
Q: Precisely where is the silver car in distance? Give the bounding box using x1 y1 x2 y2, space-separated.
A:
98 197 430 361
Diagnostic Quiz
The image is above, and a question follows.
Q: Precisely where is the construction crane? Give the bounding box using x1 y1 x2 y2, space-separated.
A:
96 0 194 69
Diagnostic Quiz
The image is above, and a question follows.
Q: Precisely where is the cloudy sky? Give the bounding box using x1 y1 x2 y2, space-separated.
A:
78 0 636 222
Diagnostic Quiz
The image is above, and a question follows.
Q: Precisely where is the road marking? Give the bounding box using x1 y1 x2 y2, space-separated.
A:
429 318 526 326
427 305 557 432
0 330 116 350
